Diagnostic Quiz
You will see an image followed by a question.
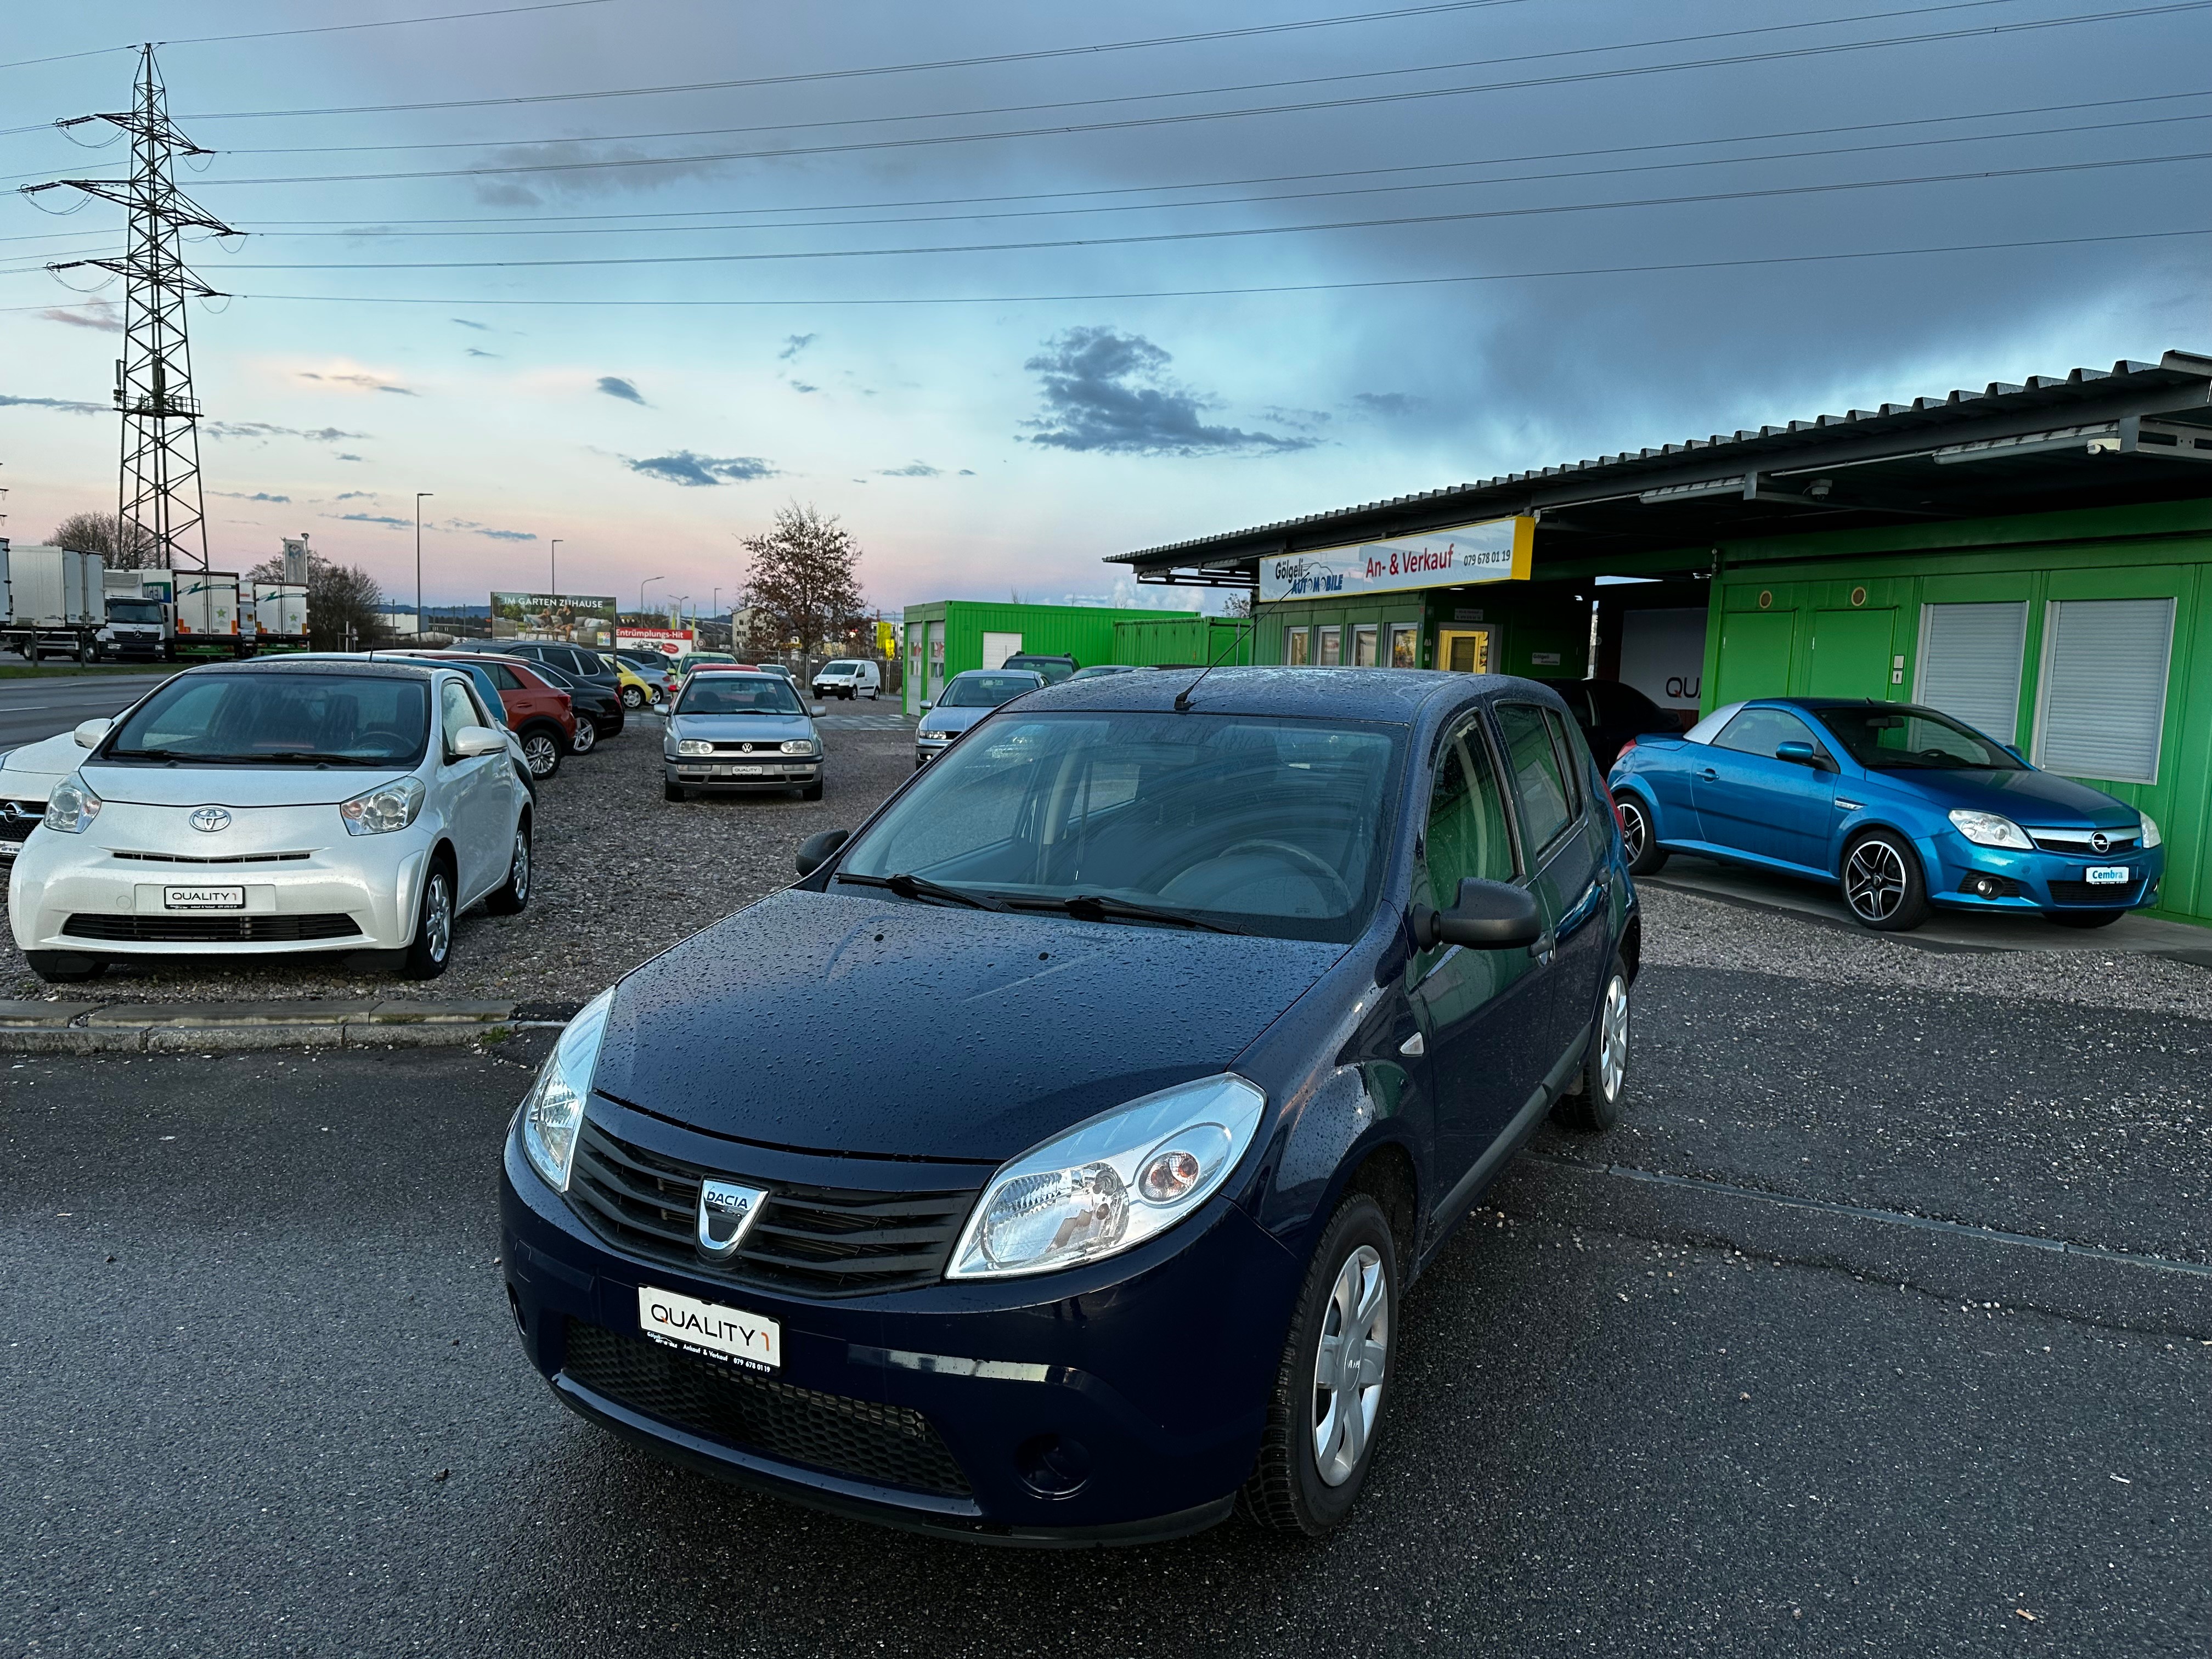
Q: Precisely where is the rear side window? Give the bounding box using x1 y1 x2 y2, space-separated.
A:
1494 702 1574 851
1543 708 1587 816
485 664 523 691
1714 706 1822 759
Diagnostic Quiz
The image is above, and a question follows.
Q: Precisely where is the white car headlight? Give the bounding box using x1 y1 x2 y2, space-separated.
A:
675 738 715 757
338 776 425 836
1948 808 2032 850
780 739 817 754
519 988 614 1192
948 1074 1266 1280
44 776 103 834
2140 812 2162 849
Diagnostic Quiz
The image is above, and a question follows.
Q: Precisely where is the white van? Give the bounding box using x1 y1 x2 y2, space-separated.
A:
810 659 882 700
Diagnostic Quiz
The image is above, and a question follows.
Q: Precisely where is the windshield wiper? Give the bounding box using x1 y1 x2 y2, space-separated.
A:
837 872 1011 912
1006 893 1246 935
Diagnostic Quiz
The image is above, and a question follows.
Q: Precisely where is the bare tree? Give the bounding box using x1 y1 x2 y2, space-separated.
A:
737 503 864 689
245 550 386 652
1222 590 1255 619
49 511 159 567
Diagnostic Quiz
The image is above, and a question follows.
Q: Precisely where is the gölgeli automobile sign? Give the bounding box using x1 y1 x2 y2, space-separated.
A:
1259 514 1536 602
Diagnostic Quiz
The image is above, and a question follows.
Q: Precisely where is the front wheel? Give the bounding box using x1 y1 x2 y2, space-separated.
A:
1555 963 1630 1131
800 780 824 802
400 860 455 979
520 729 562 780
1239 1194 1396 1537
1841 830 1930 932
1617 793 1667 876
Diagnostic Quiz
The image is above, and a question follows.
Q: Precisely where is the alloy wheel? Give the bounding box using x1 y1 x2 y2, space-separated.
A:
1619 798 1649 861
621 687 644 709
1597 974 1630 1102
1312 1244 1389 1487
571 721 597 755
523 735 558 776
510 831 530 902
423 872 452 963
1844 839 1906 922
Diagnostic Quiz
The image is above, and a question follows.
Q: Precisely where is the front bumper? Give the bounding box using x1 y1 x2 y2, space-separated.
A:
914 734 954 764
664 756 821 791
500 1108 1299 1542
1925 833 2167 914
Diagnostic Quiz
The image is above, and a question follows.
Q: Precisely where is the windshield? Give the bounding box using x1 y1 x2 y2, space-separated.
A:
821 661 861 674
104 673 430 766
107 599 163 624
676 676 805 716
837 711 1404 942
941 673 1040 709
1814 704 2024 770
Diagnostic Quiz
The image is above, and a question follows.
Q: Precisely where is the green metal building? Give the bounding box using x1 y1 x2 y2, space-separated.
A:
1108 351 2212 929
901 600 1243 714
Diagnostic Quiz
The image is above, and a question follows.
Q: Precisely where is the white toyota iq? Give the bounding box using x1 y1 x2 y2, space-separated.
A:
9 659 532 984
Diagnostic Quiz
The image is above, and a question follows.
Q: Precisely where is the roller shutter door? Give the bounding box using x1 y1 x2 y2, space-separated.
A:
1915 601 2027 743
2033 597 2175 785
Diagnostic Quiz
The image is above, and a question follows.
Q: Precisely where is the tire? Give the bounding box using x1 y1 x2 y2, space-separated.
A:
1555 960 1631 1132
570 720 597 756
1238 1193 1396 1538
483 817 531 916
1616 792 1668 876
520 727 562 780
400 857 456 980
800 781 824 802
664 782 688 803
1841 828 1930 932
25 951 104 984
2048 909 2125 929
620 686 645 709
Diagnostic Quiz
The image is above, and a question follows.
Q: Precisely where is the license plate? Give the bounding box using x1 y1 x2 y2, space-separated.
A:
716 764 767 776
163 885 245 910
637 1285 781 1371
2084 866 2131 885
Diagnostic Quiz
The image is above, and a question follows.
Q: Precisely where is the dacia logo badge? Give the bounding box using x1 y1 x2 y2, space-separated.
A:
189 807 232 833
2090 830 2111 855
696 1179 770 1260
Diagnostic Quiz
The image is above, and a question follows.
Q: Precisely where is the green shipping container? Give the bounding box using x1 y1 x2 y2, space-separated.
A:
900 600 1199 715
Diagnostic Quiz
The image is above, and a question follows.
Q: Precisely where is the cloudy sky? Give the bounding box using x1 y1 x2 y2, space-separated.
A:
3 0 2208 614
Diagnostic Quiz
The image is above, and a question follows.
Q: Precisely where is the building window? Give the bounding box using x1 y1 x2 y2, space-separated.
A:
1351 624 1379 666
1317 626 1342 666
1284 628 1310 665
1390 623 1419 668
1916 601 2027 743
2033 597 2175 785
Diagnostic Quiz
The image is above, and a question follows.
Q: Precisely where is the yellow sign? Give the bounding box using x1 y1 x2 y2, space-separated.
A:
876 620 897 657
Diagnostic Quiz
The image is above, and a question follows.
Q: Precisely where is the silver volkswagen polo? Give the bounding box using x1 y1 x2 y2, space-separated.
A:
8 659 532 984
663 670 825 802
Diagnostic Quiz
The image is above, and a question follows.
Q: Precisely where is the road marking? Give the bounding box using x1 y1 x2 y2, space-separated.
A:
1532 1154 2212 1280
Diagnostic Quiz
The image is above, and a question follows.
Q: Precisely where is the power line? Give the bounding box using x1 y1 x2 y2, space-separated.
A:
165 2 2212 189
180 146 2212 270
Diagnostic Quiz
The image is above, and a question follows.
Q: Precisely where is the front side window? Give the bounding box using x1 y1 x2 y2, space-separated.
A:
676 676 804 715
1422 717 1517 911
104 674 431 766
940 673 1040 709
439 680 480 755
1713 706 1824 760
1816 704 2023 771
837 712 1405 943
1493 702 1574 851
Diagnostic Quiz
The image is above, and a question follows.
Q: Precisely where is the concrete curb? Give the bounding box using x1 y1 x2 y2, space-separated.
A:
0 998 543 1054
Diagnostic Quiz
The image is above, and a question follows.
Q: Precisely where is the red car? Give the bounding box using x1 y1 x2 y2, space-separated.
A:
406 651 578 780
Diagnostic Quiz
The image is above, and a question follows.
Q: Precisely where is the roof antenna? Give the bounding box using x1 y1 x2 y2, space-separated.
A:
1174 577 1268 712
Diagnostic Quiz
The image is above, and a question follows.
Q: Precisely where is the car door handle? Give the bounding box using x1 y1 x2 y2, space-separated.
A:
1699 766 1718 780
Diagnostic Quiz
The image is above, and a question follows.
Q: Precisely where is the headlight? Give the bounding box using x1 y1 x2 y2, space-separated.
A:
338 776 425 836
947 1074 1266 1280
2140 812 2162 848
44 776 102 834
675 738 715 757
1948 808 2032 850
779 739 817 754
919 729 950 742
518 988 614 1192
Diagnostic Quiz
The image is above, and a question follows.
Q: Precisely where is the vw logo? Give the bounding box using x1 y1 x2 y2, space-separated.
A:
739 742 754 753
189 807 232 833
2089 830 2111 854
696 1179 770 1261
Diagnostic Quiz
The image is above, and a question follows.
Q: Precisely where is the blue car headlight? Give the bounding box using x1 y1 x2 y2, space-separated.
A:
1948 809 2033 850
518 988 614 1192
947 1075 1266 1280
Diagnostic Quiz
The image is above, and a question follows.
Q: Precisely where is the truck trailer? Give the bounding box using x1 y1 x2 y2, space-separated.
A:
0 542 109 663
171 569 249 658
249 581 309 652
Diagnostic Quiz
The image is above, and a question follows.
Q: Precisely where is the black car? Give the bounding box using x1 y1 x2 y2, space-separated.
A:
500 667 1638 1543
499 642 628 738
1556 678 1682 767
998 652 1078 685
506 657 623 753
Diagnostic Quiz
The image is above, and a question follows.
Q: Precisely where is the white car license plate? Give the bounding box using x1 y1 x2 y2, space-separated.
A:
717 764 767 776
637 1284 781 1371
2084 865 2131 885
163 884 246 911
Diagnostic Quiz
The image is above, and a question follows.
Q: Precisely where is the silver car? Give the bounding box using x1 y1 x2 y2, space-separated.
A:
663 670 826 802
9 659 532 984
914 669 1046 768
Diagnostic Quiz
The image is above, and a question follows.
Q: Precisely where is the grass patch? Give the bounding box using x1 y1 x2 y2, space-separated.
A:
0 661 186 680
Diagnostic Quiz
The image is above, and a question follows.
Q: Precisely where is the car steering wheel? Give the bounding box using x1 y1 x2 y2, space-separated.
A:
1214 838 1354 910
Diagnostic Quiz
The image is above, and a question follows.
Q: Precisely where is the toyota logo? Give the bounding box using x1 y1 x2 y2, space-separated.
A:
189 807 232 833
2089 830 2111 854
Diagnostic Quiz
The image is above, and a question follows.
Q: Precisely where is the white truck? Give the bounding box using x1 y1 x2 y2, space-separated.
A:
0 541 109 663
97 569 170 662
249 581 309 653
169 568 249 657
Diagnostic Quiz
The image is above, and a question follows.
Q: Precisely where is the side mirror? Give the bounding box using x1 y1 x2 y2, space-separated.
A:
919 701 932 713
452 725 506 758
74 718 114 749
2004 744 2029 765
810 704 827 717
795 827 850 878
1775 740 1819 767
1410 877 1544 950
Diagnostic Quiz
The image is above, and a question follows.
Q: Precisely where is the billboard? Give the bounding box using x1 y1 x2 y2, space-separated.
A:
490 591 618 647
617 626 694 658
1257 515 1534 603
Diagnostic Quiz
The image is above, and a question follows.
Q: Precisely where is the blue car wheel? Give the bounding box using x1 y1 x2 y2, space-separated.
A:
1841 828 1931 932
1617 793 1666 876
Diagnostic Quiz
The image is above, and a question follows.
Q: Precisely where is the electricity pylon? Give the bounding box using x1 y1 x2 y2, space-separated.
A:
24 45 235 571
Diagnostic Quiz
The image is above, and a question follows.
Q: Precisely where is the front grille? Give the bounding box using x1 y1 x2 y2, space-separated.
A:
568 1117 980 1299
2029 831 2140 855
2047 880 2142 907
110 850 313 865
61 912 362 943
563 1318 970 1496
0 804 41 844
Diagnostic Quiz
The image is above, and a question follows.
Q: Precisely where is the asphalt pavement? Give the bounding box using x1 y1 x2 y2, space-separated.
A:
0 673 168 754
3 965 2206 1657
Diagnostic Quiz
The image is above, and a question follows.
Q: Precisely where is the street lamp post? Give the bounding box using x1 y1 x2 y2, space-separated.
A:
549 539 562 595
414 493 433 636
641 575 664 614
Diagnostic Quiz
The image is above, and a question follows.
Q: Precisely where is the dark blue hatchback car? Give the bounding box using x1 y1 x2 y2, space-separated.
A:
500 668 1638 1543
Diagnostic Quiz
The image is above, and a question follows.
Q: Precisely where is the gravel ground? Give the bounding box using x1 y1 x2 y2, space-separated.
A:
1638 883 2212 1018
0 713 919 1007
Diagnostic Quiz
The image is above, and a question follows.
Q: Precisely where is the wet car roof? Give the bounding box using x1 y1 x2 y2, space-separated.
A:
1020 664 1531 721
